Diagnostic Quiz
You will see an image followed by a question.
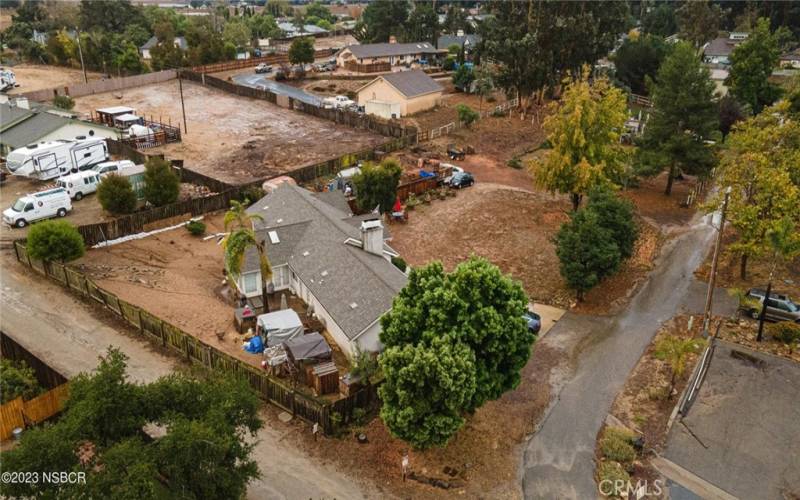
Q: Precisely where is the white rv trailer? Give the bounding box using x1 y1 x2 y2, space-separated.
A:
5 138 109 181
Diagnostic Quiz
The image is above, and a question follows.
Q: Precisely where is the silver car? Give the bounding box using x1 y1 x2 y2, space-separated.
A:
743 289 800 323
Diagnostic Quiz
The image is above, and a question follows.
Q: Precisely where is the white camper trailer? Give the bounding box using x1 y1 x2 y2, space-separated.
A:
0 68 17 92
5 138 109 181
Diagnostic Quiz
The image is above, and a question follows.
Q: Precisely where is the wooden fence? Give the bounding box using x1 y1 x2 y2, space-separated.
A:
344 60 391 73
17 70 178 102
397 176 439 201
416 97 519 142
12 241 379 435
628 93 653 108
192 48 336 74
0 384 70 441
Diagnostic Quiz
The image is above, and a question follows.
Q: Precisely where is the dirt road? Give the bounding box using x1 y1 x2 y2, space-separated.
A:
0 254 381 499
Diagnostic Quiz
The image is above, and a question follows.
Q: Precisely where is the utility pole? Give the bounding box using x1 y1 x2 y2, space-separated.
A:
702 186 731 336
178 70 187 133
75 28 88 83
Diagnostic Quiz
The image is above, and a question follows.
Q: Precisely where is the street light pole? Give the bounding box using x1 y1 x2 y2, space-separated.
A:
702 186 731 336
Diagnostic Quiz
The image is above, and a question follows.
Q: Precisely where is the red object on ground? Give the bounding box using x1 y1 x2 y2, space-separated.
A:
393 198 402 212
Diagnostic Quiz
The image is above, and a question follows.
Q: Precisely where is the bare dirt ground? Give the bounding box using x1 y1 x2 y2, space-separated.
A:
0 175 111 247
73 212 258 364
603 314 706 487
407 84 514 132
72 80 386 185
389 182 663 313
621 173 699 229
5 63 103 95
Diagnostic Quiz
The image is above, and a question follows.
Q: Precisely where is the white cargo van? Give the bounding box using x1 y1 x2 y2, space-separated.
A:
56 171 101 200
2 188 72 228
92 160 135 177
5 138 108 181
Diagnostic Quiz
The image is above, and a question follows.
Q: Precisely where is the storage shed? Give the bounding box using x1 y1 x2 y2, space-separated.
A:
356 70 443 117
311 361 339 396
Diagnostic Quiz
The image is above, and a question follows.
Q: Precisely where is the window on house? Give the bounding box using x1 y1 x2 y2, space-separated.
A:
242 273 258 295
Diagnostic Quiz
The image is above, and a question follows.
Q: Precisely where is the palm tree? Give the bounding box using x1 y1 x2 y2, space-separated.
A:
222 200 272 312
654 335 703 398
756 217 800 341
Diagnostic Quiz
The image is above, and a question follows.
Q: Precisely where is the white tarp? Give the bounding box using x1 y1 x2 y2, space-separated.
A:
257 309 304 347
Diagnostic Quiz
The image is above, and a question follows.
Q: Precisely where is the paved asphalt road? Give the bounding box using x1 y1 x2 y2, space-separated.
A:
521 214 737 499
0 253 380 500
233 73 323 106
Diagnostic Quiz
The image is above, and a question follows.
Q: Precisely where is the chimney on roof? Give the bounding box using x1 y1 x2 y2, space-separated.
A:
16 97 29 109
456 29 464 37
360 219 384 256
389 35 397 44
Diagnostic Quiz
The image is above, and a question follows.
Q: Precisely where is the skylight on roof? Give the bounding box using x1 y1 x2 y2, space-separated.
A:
268 231 279 244
350 302 358 309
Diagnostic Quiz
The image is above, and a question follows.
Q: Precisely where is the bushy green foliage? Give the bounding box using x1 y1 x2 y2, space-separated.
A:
0 349 262 499
612 34 670 95
143 157 180 207
52 94 75 110
97 174 137 215
379 258 534 448
597 461 631 495
185 220 206 235
769 322 800 352
453 64 474 92
727 18 784 114
0 360 43 404
349 346 381 386
288 36 315 67
456 104 479 128
390 255 407 272
26 220 85 263
442 57 456 71
555 209 621 301
586 187 638 260
600 427 637 464
352 159 403 213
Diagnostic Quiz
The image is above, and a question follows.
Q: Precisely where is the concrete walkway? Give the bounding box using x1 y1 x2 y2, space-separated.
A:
520 214 736 499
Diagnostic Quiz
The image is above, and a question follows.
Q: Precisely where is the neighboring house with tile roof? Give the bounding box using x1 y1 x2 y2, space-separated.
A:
336 39 444 69
0 100 119 155
356 69 443 117
233 182 407 355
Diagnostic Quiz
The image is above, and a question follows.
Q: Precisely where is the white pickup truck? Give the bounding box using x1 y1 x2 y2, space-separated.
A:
323 95 355 109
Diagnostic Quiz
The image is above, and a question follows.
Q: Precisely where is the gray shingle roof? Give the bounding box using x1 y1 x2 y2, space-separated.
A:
141 36 188 51
378 70 444 98
346 42 440 59
244 184 406 340
0 103 36 132
0 111 69 149
704 37 741 57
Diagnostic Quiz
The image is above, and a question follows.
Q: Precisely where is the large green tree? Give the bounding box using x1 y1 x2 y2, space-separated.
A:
479 0 630 105
613 34 670 95
403 1 438 44
586 187 638 260
641 3 677 37
726 18 783 115
637 42 718 196
676 0 724 48
0 349 262 499
357 0 409 43
531 68 629 210
379 258 534 448
26 220 85 263
711 101 800 279
288 36 315 69
351 159 403 213
143 157 180 207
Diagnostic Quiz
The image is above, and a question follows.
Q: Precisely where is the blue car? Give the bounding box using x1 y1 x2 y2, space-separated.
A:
523 309 541 335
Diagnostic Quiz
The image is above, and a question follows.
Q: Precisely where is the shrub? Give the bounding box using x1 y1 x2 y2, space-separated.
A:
97 174 137 215
597 461 630 497
26 220 85 262
241 186 265 205
604 426 636 445
769 322 800 352
405 193 419 209
186 220 206 236
491 108 507 117
442 57 456 71
144 157 180 207
0 359 43 404
391 255 407 272
456 104 479 129
486 95 497 103
52 94 74 110
507 157 522 169
351 408 367 426
600 436 636 464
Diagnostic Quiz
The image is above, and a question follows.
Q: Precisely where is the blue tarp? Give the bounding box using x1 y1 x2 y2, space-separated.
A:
244 335 264 354
419 169 436 178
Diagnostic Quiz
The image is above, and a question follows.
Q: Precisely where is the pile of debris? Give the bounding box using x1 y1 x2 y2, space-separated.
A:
179 183 216 200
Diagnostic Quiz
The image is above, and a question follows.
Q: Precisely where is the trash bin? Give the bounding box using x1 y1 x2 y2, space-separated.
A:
12 427 23 441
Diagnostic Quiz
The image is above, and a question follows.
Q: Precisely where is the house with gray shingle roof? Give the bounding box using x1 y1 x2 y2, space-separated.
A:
139 36 188 60
356 69 443 117
336 39 445 70
234 181 407 355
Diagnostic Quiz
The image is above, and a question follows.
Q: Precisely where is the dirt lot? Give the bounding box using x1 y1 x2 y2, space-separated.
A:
72 80 386 185
0 175 111 247
5 63 103 95
406 82 512 132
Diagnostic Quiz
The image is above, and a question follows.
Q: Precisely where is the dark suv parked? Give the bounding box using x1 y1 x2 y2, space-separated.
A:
741 289 800 323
